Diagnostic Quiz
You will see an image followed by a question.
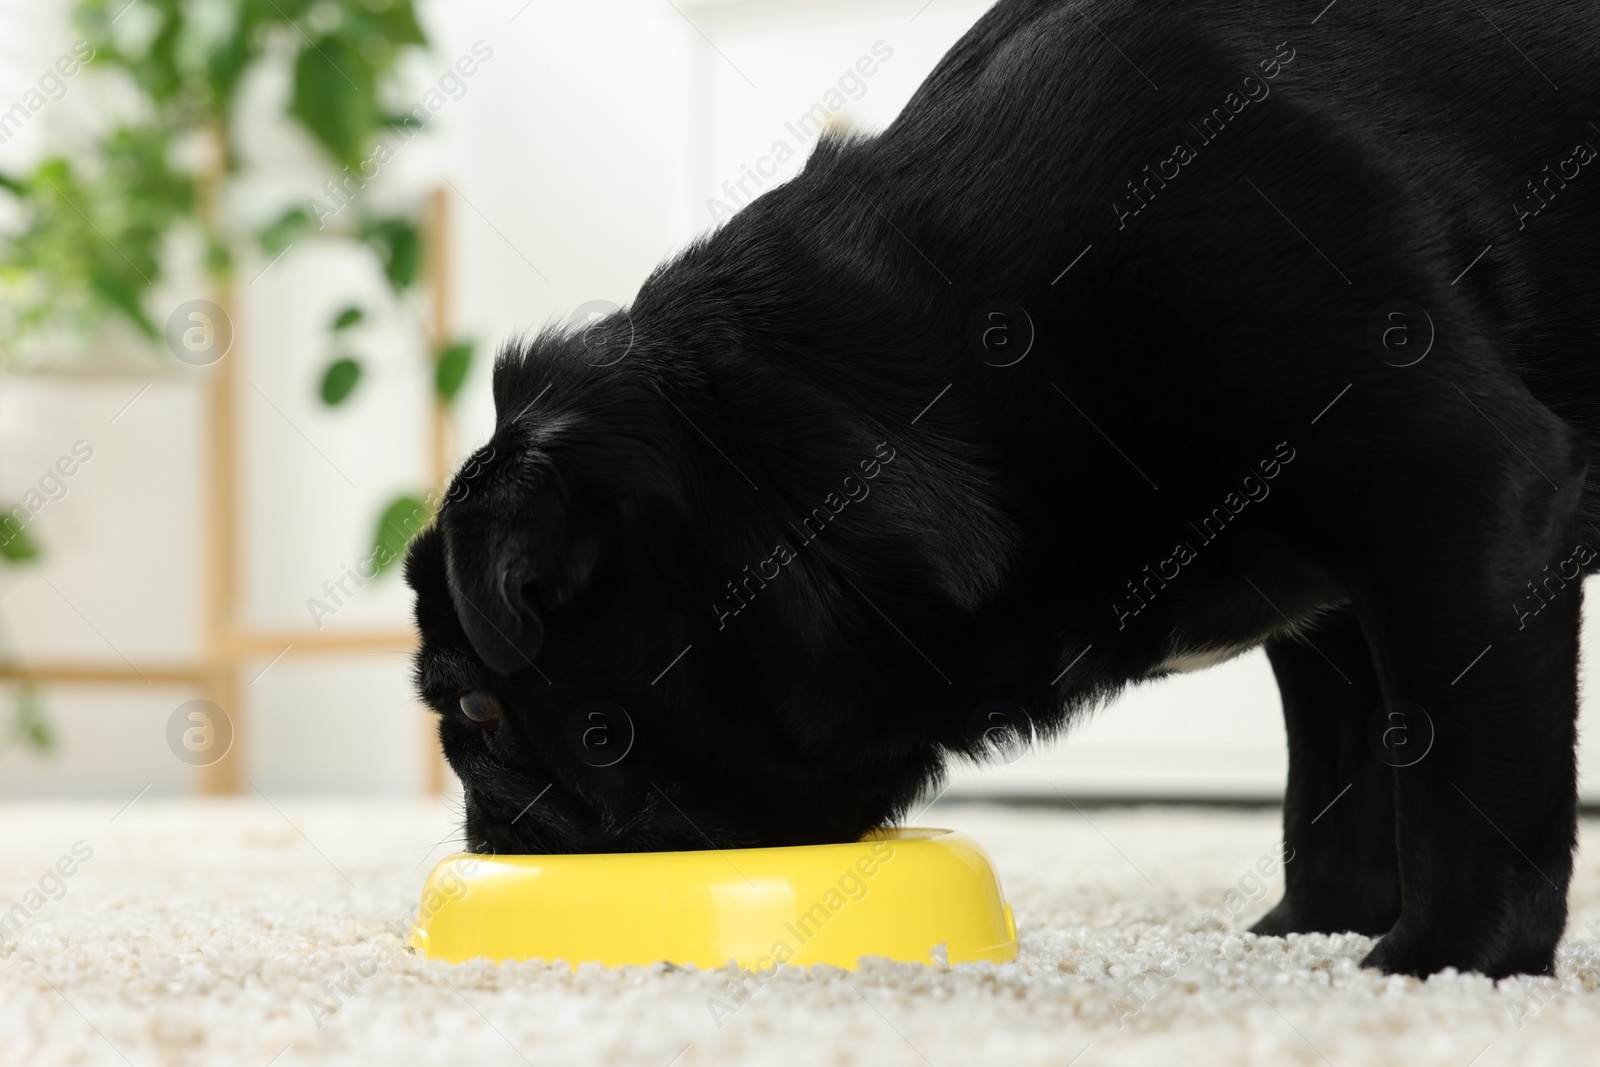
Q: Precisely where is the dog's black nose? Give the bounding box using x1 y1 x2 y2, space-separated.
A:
459 690 502 728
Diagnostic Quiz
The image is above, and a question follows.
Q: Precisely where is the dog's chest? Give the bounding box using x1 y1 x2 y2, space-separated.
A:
1152 642 1257 674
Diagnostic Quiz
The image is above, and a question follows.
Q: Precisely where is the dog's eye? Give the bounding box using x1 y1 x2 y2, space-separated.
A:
459 690 502 727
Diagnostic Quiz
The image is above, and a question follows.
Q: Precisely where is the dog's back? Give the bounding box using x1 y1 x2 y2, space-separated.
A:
805 0 1600 503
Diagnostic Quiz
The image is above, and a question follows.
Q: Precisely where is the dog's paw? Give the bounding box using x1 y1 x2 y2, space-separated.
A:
1248 901 1304 937
1361 925 1557 979
1249 896 1395 938
1360 930 1449 977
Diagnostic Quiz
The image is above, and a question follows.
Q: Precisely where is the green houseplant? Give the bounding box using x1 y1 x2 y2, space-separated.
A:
0 0 474 751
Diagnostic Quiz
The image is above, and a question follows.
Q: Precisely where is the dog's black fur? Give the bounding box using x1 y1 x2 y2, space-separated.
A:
406 0 1600 977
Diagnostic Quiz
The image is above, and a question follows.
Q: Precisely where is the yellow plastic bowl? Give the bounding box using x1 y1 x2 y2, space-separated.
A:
408 828 1017 969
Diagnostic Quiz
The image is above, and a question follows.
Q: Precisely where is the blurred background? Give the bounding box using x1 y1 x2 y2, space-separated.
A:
1 0 1596 805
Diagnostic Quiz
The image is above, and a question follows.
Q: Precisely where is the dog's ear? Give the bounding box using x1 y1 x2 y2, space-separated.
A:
438 448 608 675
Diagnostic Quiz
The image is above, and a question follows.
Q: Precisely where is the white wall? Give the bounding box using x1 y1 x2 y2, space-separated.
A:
1 0 1597 802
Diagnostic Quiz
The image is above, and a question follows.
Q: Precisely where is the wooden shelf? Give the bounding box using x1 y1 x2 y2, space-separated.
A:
0 662 206 686
2 186 456 796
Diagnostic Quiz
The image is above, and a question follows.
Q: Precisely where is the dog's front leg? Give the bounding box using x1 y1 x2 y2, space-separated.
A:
1252 606 1400 938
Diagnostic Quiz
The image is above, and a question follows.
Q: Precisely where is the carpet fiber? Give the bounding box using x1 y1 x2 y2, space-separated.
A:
2 797 1597 1066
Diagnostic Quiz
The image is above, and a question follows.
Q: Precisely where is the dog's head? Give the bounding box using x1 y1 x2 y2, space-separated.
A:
404 318 1019 856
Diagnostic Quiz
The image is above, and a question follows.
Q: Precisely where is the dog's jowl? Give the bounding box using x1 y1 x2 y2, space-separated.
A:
407 0 1600 978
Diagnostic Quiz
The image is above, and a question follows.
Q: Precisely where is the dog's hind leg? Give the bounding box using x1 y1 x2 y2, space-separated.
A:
1331 379 1586 978
1251 606 1400 938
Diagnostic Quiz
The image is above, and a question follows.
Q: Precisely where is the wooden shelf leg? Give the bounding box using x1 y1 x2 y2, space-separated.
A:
200 208 244 795
422 185 456 796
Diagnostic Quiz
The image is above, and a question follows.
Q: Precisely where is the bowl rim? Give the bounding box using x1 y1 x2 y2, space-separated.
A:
434 826 960 867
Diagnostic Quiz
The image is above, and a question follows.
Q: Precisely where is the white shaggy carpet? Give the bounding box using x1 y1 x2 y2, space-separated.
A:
2 798 1598 1067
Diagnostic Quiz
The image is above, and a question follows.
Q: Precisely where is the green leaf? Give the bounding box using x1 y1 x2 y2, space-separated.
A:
434 340 472 402
383 112 427 134
331 305 365 331
88 269 158 339
207 16 253 107
366 2 428 46
25 719 53 751
205 230 232 277
385 226 419 289
135 9 184 102
261 207 310 256
319 357 363 405
359 217 419 290
370 493 433 577
0 512 39 563
289 34 378 168
11 686 55 755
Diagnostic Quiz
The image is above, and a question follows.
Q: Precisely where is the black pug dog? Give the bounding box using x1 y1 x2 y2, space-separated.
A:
406 0 1600 978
